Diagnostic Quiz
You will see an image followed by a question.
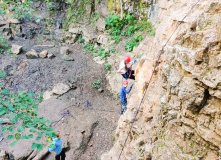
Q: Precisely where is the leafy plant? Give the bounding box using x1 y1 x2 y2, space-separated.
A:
92 79 102 89
105 63 111 70
110 36 122 44
83 44 94 51
0 73 56 150
125 41 138 52
124 14 137 25
0 36 9 53
132 34 144 43
108 47 116 53
78 38 85 43
94 48 110 60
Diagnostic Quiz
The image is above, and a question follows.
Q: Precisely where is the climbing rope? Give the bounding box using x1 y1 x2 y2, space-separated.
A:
118 0 201 159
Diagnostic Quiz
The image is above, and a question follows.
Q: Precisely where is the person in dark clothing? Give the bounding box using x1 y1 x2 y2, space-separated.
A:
119 80 134 115
49 132 66 160
117 56 136 80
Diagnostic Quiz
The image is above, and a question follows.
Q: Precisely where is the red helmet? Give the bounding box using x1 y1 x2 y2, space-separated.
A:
124 56 131 63
123 80 128 85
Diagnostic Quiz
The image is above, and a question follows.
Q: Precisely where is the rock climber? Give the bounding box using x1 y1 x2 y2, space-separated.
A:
49 132 66 160
119 80 134 115
117 56 137 80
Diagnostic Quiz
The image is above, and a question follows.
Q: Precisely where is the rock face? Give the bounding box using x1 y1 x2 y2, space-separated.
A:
102 0 221 160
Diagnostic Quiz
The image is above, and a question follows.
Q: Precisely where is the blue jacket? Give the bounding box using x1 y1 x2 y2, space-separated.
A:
120 87 131 101
49 138 62 155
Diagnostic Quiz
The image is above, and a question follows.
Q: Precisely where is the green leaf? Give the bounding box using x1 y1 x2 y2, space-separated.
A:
1 89 9 94
15 133 21 140
36 136 41 141
30 129 37 132
38 132 43 137
21 136 29 139
10 141 17 147
7 135 14 140
31 142 37 150
28 134 33 139
0 71 5 78
8 126 15 132
0 120 4 124
37 144 43 151
17 126 25 132
18 113 24 118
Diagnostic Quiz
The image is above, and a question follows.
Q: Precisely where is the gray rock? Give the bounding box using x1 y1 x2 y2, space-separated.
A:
39 50 48 58
11 44 22 54
0 150 8 160
98 88 104 93
97 35 109 45
96 18 106 31
62 55 74 61
69 27 82 34
9 18 20 24
52 83 70 95
60 47 69 55
47 53 55 59
26 49 38 59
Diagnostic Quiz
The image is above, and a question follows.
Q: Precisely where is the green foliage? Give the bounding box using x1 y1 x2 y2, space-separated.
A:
132 34 144 42
105 14 124 36
124 34 144 52
83 44 94 51
0 73 56 150
7 49 12 54
124 41 138 52
0 0 35 20
110 36 122 44
0 36 9 53
124 14 137 25
78 38 85 43
92 79 102 89
105 63 111 70
108 46 116 53
94 48 110 60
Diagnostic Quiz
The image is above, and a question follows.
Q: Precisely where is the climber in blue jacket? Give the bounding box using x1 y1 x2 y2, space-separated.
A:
119 80 134 115
49 132 66 160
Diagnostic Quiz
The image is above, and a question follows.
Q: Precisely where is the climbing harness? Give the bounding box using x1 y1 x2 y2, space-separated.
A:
118 0 201 159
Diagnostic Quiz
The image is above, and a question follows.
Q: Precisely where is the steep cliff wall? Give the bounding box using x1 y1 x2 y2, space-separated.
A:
102 0 221 159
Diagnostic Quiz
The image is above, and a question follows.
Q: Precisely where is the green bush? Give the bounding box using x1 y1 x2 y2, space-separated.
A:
83 44 94 51
132 34 144 43
94 48 110 60
78 38 85 43
110 36 122 44
125 41 138 52
105 63 111 70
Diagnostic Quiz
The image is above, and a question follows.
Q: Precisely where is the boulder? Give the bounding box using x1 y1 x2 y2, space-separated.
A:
60 47 69 55
39 50 48 58
52 83 70 95
11 44 22 54
26 49 38 59
97 35 109 45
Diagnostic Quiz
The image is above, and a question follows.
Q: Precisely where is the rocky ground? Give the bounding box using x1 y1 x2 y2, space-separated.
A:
0 34 121 159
